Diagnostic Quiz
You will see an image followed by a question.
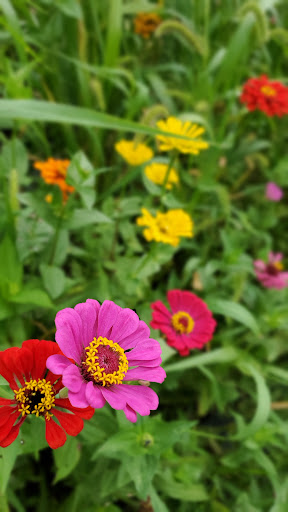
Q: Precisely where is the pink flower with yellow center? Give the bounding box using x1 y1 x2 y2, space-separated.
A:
46 299 166 422
150 290 217 357
254 252 288 289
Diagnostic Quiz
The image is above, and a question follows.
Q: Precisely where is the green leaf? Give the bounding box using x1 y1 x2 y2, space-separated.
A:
126 454 158 499
0 442 20 494
0 138 28 181
206 298 260 335
53 437 81 483
55 0 83 18
156 474 208 502
234 362 271 439
9 288 53 308
0 234 22 298
40 264 66 299
164 347 238 373
0 100 195 139
66 209 113 230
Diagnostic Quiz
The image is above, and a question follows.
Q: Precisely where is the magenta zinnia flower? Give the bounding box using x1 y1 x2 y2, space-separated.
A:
46 300 166 422
150 290 217 357
265 182 283 202
254 252 288 289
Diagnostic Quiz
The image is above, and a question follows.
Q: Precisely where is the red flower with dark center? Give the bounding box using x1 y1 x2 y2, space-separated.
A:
0 339 94 449
240 75 288 117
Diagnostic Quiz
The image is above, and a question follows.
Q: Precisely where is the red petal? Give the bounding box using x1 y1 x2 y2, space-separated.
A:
0 409 20 442
0 406 18 426
15 347 34 382
45 418 66 449
53 409 84 436
0 398 14 405
22 339 60 381
54 398 94 419
0 417 25 447
0 347 21 389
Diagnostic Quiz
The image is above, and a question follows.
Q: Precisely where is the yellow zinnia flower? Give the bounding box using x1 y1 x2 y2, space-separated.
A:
156 117 209 154
144 162 179 190
136 208 193 247
34 158 74 203
115 140 154 166
133 13 162 39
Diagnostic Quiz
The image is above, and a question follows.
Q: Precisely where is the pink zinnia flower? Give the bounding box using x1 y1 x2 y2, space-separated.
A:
265 182 283 201
254 252 288 289
46 300 166 423
150 290 217 357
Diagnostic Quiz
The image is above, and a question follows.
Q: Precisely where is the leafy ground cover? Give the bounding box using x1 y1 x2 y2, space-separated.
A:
0 0 288 510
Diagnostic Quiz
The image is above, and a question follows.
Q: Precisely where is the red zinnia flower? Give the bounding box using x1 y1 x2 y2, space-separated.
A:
150 290 217 356
240 75 288 117
0 339 94 449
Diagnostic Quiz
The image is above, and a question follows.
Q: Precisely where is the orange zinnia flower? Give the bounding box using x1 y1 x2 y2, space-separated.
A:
133 12 162 39
34 158 74 203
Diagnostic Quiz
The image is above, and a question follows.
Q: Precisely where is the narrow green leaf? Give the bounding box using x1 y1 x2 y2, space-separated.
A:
40 264 66 299
164 347 238 373
207 298 260 335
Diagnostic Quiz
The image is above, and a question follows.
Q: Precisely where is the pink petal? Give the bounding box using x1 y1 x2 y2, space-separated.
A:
128 340 162 361
46 354 72 375
265 182 283 201
118 385 159 415
119 320 151 350
85 381 106 408
99 385 127 409
128 357 162 367
68 381 90 408
62 364 83 393
74 300 100 347
123 404 137 422
124 366 166 383
55 308 84 363
97 301 122 339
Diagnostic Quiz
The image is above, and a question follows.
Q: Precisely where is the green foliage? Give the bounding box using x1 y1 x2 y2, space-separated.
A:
0 0 288 510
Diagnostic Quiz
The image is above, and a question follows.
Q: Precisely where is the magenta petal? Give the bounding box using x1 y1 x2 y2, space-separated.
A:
128 340 162 361
128 357 162 367
74 300 100 347
100 386 127 409
119 321 150 350
110 308 139 344
123 404 137 423
112 385 159 415
55 308 84 363
97 301 122 339
62 364 83 393
124 366 166 383
46 354 72 375
68 381 89 408
85 381 106 408
266 182 283 201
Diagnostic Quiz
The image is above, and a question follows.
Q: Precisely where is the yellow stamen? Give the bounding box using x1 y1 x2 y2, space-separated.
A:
274 261 284 271
171 311 194 334
82 336 128 387
261 85 276 97
14 378 56 421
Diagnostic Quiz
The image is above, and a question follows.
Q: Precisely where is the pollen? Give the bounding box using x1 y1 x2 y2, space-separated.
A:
171 311 195 334
274 261 284 271
261 85 276 97
81 337 129 387
14 378 56 421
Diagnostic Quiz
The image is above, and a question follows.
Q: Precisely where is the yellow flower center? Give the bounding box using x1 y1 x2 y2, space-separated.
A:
81 337 128 387
261 85 276 97
274 261 284 271
171 311 194 334
14 379 56 421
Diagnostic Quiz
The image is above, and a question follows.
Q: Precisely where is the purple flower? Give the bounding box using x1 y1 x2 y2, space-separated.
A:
254 252 288 289
265 182 283 202
46 299 166 422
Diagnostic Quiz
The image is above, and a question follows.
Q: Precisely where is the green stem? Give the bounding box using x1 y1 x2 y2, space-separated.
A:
161 151 177 199
49 203 66 265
